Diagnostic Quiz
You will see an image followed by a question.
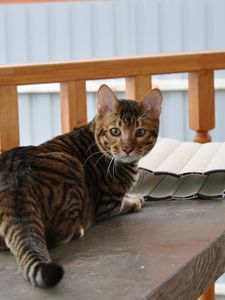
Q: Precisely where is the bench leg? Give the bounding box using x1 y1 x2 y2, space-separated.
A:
199 284 215 300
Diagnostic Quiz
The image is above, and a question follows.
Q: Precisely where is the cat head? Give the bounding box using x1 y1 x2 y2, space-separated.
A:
94 84 162 163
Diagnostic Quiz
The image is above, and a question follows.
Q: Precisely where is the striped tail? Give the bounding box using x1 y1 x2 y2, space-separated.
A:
3 224 64 288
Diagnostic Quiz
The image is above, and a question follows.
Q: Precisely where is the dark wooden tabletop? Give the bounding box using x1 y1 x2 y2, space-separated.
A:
1 199 225 300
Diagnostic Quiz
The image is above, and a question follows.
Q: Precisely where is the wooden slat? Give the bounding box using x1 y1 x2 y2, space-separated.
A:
200 284 215 300
188 70 215 143
125 75 152 100
0 86 19 151
60 81 87 133
0 51 225 86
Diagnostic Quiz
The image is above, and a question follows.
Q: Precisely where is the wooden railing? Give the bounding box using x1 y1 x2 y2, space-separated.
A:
1 50 225 153
0 51 225 299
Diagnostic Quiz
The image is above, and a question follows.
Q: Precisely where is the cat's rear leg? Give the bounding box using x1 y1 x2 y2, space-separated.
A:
0 235 8 251
119 194 145 214
74 223 84 238
47 221 85 249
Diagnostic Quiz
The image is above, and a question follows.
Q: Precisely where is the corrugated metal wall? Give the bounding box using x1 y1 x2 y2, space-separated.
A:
0 0 225 145
1 0 225 63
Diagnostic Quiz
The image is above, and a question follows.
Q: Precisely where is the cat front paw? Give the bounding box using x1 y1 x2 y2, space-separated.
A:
119 194 145 214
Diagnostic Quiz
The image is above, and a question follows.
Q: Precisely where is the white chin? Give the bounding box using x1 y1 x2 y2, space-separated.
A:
117 155 138 163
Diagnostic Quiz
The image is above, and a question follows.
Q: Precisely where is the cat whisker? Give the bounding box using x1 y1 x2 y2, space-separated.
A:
95 153 106 166
112 158 116 178
112 157 118 179
106 156 115 182
86 141 97 153
83 151 103 167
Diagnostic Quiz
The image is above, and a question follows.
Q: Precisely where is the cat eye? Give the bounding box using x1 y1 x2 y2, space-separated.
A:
110 127 121 137
135 128 146 137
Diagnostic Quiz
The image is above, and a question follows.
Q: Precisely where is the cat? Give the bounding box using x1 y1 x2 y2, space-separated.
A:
0 84 162 288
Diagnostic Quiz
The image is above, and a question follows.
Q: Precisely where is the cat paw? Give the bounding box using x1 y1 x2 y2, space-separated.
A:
119 194 145 214
74 224 84 238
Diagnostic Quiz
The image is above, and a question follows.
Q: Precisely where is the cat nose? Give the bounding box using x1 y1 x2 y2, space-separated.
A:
123 147 133 155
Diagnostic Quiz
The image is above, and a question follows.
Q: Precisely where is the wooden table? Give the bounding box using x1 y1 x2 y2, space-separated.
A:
0 199 225 300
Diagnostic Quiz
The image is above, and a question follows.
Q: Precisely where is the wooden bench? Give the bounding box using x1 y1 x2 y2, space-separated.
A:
1 50 225 299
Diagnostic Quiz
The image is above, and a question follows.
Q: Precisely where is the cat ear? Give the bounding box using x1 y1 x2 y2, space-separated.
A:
140 88 162 118
97 84 119 116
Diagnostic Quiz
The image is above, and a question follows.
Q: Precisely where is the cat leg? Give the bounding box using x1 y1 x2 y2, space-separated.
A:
47 213 85 249
74 224 85 238
0 235 8 251
48 222 85 248
119 194 145 215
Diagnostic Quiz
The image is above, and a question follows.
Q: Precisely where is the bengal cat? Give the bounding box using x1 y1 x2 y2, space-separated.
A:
0 84 162 288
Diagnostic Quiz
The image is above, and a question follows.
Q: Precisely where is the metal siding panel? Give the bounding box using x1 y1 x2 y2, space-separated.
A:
0 7 7 64
159 91 185 140
51 93 61 137
159 0 185 79
182 93 195 141
211 91 225 142
70 2 93 59
205 0 214 50
18 94 32 146
26 4 49 62
5 5 28 63
210 0 225 49
159 0 183 53
48 4 72 61
114 0 137 56
87 93 96 122
92 1 116 58
30 94 52 145
183 0 206 51
136 0 160 55
209 0 225 79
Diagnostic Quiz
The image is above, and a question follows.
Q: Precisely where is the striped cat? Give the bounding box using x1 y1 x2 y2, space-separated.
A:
0 84 162 288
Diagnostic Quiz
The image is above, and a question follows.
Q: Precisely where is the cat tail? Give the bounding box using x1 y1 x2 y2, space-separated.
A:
3 221 64 288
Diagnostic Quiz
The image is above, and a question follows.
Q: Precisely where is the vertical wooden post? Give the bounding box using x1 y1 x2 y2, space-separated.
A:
189 70 215 300
125 75 152 100
0 86 19 152
188 70 215 143
199 284 215 300
60 81 87 133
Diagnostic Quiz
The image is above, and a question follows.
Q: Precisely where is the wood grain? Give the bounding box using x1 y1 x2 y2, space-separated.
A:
0 51 225 86
188 70 215 143
0 86 19 151
0 200 225 300
199 284 215 300
60 81 87 133
125 75 152 100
